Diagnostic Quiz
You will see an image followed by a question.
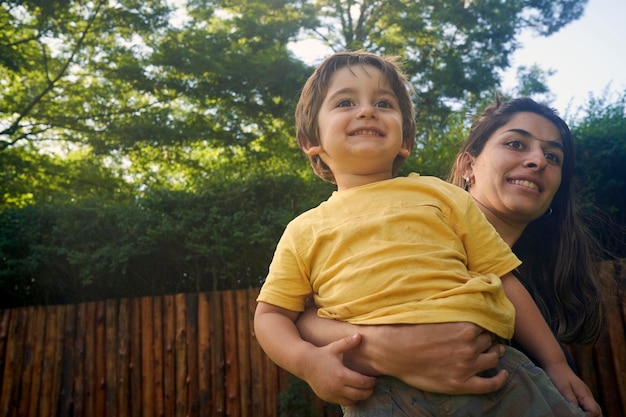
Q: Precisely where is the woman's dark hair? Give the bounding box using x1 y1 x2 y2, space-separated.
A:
449 96 608 344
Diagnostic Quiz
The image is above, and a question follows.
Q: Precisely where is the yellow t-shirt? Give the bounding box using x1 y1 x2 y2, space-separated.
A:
257 174 521 339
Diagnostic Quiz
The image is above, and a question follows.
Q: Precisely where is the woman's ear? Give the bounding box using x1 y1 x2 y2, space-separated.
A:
458 152 475 179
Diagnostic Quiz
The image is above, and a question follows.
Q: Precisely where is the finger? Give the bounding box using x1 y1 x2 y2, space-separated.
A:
476 330 497 351
577 395 601 417
327 333 362 355
472 345 503 372
341 386 374 402
461 369 509 395
341 333 363 349
335 382 375 405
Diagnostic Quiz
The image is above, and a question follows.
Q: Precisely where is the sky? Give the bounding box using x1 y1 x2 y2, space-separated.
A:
289 0 626 116
501 0 626 115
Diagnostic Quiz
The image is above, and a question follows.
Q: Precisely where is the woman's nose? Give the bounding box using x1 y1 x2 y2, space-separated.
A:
524 148 547 170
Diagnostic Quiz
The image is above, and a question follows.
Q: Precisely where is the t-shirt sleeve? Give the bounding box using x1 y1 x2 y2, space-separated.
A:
256 224 313 312
459 195 521 276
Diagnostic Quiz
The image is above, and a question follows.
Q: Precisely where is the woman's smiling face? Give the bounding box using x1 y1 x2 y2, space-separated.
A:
466 112 564 225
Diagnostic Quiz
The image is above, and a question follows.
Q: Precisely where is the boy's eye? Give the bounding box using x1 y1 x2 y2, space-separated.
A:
375 99 394 109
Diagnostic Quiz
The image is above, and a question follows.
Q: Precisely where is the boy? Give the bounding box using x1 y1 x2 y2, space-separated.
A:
254 51 595 416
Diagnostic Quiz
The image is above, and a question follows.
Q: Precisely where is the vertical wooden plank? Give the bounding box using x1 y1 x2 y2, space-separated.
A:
236 290 251 416
83 302 97 417
174 293 188 417
105 299 119 417
162 295 176 417
197 293 212 416
49 305 67 416
152 297 165 417
209 292 225 417
222 290 240 417
0 310 10 380
607 259 626 410
594 338 620 415
185 293 199 417
116 298 130 417
58 305 77 417
0 310 8 417
72 303 87 417
570 344 598 396
129 298 142 417
263 335 279 417
20 306 39 417
600 260 626 415
94 301 107 417
248 288 268 417
0 309 27 417
38 306 56 417
38 306 65 417
140 297 155 417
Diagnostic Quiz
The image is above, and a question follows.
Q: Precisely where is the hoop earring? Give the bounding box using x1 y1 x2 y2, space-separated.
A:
544 207 553 217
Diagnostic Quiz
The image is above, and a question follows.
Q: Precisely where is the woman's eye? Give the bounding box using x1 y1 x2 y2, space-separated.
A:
545 152 562 164
505 140 524 149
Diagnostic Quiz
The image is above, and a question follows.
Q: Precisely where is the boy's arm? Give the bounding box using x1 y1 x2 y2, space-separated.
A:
501 273 601 416
253 301 375 405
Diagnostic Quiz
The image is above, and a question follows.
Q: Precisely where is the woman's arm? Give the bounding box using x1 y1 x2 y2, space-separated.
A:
296 305 508 395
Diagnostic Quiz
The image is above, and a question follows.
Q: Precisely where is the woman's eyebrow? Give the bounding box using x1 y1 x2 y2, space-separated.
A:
505 128 564 151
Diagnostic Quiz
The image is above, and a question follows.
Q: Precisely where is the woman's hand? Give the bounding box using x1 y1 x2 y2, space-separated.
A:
296 306 507 395
355 323 508 394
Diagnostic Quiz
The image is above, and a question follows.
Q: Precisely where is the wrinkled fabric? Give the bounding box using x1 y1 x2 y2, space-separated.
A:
343 347 585 417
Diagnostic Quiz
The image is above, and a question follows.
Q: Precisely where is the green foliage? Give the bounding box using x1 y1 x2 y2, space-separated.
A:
311 0 587 130
572 91 626 255
0 173 334 307
403 110 468 179
0 144 133 209
3 0 624 307
278 374 318 417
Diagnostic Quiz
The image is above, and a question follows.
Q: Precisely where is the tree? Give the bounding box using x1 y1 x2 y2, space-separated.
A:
572 92 626 256
8 0 620 307
309 0 588 126
1 0 172 151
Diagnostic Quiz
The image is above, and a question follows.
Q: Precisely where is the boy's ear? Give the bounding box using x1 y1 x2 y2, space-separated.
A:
302 140 323 156
398 145 411 157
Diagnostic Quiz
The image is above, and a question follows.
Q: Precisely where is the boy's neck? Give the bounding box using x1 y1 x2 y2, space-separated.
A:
335 173 394 191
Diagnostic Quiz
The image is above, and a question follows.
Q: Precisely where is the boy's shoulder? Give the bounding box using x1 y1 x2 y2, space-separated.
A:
405 173 465 192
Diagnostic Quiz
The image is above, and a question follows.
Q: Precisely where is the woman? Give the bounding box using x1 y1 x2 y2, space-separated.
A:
296 96 608 411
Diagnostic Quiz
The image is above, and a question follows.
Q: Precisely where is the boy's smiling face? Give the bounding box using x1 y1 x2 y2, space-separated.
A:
303 64 409 189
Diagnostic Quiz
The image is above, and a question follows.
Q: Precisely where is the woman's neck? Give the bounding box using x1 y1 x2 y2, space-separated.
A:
472 200 526 248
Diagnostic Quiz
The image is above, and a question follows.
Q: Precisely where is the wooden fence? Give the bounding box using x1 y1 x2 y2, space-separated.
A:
0 289 301 417
0 260 624 417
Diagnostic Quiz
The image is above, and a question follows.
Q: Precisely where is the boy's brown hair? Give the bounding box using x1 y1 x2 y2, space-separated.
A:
295 50 416 183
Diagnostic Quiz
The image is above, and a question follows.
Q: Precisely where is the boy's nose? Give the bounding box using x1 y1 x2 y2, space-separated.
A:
357 104 377 118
